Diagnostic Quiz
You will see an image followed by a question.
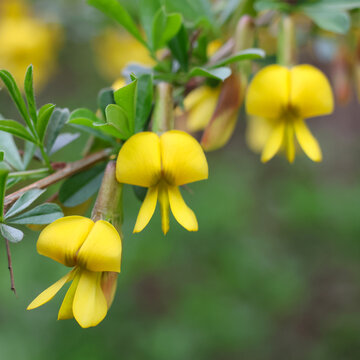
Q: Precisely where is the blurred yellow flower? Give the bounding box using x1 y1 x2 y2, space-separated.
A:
245 64 334 163
116 131 208 234
0 0 62 91
183 86 221 132
27 216 122 328
93 29 155 81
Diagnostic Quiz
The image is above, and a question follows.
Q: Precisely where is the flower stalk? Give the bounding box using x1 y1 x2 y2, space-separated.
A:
91 161 123 234
152 82 174 133
277 15 296 67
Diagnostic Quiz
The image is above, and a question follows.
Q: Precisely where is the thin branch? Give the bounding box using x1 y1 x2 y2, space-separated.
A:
4 238 16 295
4 149 111 210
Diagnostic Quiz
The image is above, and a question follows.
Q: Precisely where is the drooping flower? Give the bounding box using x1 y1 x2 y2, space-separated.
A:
245 64 334 163
116 130 208 234
27 216 122 328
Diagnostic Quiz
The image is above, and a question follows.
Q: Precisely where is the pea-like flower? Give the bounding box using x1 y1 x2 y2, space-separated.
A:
116 130 208 234
245 64 334 163
27 216 122 328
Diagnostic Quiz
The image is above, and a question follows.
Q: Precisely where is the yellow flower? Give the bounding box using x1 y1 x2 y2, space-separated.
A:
116 131 208 234
183 86 221 132
0 0 62 91
27 216 122 328
93 29 155 81
245 64 334 163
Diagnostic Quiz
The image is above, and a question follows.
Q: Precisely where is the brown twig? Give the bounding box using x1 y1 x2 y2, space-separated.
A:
4 149 111 210
4 238 16 295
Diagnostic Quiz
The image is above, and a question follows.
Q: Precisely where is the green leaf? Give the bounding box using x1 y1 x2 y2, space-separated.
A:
24 65 37 124
5 188 46 219
152 8 182 51
68 118 118 141
69 108 123 140
135 74 153 132
59 163 105 207
7 203 63 225
0 70 33 133
303 9 350 34
37 104 55 142
0 166 9 222
45 108 70 153
189 66 232 81
49 133 80 155
0 130 23 170
22 141 37 169
254 0 290 12
0 224 23 243
105 104 131 139
163 0 215 29
0 120 35 142
210 48 266 68
98 88 115 118
114 80 137 133
139 0 161 42
302 0 360 11
168 24 189 71
0 152 3 162
87 0 146 46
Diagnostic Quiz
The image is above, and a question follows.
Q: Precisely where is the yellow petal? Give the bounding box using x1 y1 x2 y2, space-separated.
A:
77 220 122 273
290 64 334 118
294 119 322 162
261 122 285 163
168 185 198 232
246 65 290 119
73 269 108 328
37 216 94 267
160 130 208 186
101 272 118 308
159 183 170 235
284 123 295 163
58 270 81 320
183 86 212 110
185 86 219 132
116 132 161 187
27 269 75 310
245 116 274 154
134 186 158 233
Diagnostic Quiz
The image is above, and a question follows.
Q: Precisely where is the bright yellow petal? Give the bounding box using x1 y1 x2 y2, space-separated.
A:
77 220 122 273
58 270 81 320
159 183 170 235
37 216 94 267
294 119 322 162
116 132 161 187
27 269 75 310
246 65 290 119
168 185 198 232
134 186 158 233
290 64 334 118
261 122 285 163
73 270 108 328
160 130 208 186
284 123 295 163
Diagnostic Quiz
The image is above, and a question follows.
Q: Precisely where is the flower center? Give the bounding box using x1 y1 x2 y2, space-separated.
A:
280 104 300 123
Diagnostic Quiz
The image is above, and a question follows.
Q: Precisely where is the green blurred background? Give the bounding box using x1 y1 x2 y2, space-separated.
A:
1 1 360 359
